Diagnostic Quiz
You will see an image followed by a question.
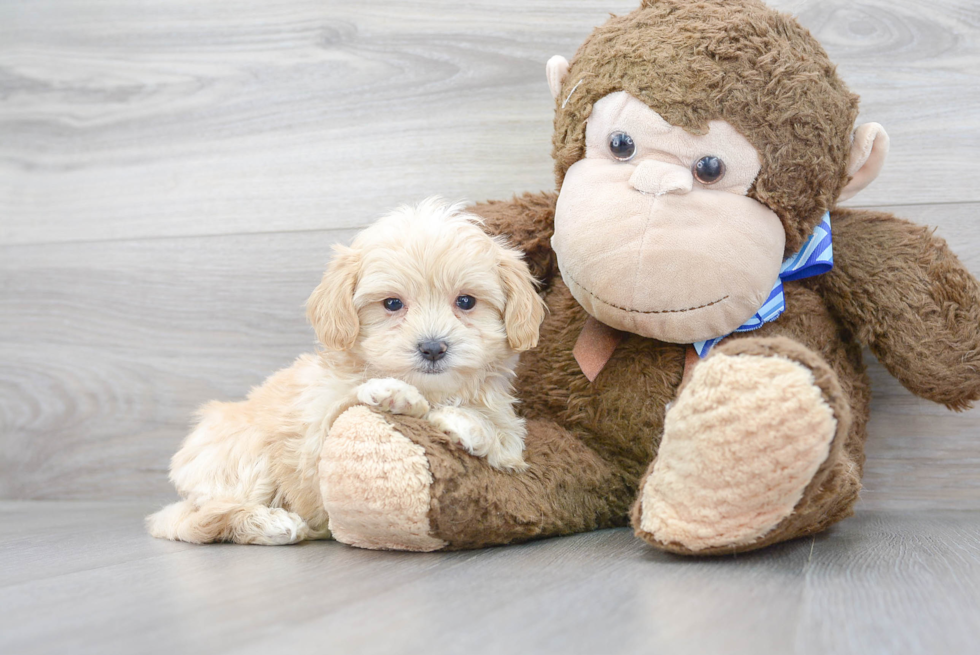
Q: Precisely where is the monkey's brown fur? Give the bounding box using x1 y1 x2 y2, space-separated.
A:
555 0 858 252
324 0 980 554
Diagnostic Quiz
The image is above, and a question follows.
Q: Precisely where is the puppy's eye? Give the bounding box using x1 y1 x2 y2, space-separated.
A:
693 156 726 184
609 132 636 161
383 298 404 312
455 295 476 310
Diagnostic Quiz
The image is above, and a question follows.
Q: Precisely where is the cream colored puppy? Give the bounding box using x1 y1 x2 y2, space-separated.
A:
146 198 546 545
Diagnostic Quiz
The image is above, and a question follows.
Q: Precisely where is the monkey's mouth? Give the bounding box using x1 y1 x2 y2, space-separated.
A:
564 271 729 315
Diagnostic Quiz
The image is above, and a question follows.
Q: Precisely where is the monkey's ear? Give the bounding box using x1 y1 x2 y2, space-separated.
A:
498 250 547 352
306 244 360 351
839 123 889 202
546 55 570 101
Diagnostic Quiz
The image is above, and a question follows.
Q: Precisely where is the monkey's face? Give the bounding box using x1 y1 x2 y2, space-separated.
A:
552 92 786 343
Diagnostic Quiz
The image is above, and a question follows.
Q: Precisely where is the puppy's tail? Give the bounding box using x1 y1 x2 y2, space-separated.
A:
145 500 311 545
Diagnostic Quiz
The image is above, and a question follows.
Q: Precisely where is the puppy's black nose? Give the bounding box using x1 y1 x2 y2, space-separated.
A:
418 340 448 362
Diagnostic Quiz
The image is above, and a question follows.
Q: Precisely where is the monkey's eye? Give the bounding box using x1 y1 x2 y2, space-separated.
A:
383 298 404 312
608 132 636 161
455 295 476 310
693 156 726 184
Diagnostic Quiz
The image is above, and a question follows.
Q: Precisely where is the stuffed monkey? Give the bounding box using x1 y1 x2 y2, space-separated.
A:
317 0 980 554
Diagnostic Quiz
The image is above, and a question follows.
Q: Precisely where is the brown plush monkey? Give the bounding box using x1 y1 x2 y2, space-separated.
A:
317 0 980 554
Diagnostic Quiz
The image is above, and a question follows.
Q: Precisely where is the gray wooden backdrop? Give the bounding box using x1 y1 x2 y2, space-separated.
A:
2 0 979 506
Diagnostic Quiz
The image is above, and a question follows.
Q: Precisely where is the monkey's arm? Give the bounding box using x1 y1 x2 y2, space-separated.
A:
816 207 980 410
470 191 559 289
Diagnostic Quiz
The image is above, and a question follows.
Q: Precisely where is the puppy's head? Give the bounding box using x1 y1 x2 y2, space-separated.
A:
307 197 547 394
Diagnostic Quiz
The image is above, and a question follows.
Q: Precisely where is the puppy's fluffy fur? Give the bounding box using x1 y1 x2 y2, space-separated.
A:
146 198 546 545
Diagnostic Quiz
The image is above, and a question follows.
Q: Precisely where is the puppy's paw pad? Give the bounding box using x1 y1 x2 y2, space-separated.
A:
356 378 429 417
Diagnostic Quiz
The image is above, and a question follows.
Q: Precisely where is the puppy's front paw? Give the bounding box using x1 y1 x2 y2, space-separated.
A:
356 378 430 418
427 407 527 472
487 448 529 473
427 406 481 451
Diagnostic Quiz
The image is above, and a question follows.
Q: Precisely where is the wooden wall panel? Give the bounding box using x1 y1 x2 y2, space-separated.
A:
1 228 357 500
1 206 979 504
1 0 979 246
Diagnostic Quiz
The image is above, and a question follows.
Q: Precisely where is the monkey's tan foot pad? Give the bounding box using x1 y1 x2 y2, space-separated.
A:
320 406 447 552
633 351 839 554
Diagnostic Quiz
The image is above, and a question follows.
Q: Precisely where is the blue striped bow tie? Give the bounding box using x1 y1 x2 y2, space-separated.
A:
693 211 833 357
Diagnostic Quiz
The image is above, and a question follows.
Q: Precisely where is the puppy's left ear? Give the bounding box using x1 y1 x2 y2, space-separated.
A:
498 249 547 352
307 244 360 351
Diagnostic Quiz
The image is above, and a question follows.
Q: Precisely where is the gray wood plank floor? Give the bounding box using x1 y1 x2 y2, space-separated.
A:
1 502 979 655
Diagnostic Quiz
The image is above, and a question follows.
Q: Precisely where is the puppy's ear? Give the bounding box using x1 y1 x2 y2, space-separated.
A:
498 248 547 352
306 244 360 351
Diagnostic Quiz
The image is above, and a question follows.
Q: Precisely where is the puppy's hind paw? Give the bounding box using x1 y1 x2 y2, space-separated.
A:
356 378 430 418
246 508 310 546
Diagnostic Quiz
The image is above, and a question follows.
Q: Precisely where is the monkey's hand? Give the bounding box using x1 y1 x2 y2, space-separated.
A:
820 207 980 410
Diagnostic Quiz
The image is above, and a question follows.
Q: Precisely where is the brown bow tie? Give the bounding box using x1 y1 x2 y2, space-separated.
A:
573 315 700 386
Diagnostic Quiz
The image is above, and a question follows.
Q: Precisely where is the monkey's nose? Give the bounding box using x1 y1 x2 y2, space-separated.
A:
418 340 449 362
629 160 693 196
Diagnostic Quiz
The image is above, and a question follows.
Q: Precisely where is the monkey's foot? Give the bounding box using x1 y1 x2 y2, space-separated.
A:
632 338 856 555
320 406 447 552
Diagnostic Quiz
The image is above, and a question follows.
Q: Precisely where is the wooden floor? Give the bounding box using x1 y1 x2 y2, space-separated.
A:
2 1 980 653
1 502 978 655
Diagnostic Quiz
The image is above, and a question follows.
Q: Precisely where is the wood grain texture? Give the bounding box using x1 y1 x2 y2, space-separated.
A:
1 503 979 655
1 0 979 507
3 2 979 649
1 0 979 246
0 228 359 500
1 204 979 504
0 0 635 246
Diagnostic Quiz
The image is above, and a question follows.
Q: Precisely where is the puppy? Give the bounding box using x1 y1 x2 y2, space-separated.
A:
146 198 546 545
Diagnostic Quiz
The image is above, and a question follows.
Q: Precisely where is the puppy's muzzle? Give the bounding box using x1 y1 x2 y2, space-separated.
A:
418 339 449 362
